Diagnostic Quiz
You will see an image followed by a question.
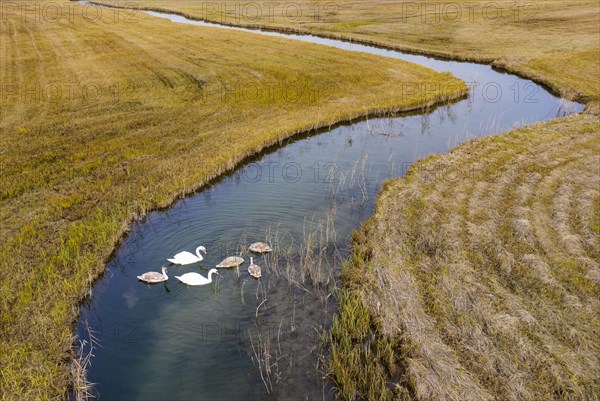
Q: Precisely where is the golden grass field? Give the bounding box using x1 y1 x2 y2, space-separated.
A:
331 113 600 400
2 0 599 400
0 1 465 399
93 0 600 104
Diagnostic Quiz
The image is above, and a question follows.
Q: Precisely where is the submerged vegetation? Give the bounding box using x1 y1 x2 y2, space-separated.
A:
331 114 600 400
0 1 464 399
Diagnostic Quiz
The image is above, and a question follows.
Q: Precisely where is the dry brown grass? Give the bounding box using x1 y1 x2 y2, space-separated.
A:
0 1 464 399
93 0 600 103
332 113 600 400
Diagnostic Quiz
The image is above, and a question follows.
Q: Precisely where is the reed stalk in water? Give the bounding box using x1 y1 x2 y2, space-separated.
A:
70 322 99 401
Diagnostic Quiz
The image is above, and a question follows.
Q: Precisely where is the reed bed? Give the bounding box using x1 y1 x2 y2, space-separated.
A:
70 322 98 401
243 219 342 398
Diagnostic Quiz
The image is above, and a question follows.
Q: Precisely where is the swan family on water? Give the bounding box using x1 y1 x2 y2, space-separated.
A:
137 242 270 285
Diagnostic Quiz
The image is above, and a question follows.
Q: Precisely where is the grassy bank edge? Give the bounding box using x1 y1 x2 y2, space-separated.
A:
326 113 600 400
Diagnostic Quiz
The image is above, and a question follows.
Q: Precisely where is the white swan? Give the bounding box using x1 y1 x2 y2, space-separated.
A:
137 266 168 283
248 257 262 279
175 268 219 286
168 245 207 265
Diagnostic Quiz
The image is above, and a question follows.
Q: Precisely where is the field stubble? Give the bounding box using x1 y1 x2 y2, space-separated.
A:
92 0 600 105
331 114 600 400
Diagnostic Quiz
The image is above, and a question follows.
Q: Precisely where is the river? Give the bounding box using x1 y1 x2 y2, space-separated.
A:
75 2 583 400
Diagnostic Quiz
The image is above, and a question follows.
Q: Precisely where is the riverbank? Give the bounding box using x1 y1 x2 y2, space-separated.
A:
0 2 465 399
331 113 600 400
92 0 599 106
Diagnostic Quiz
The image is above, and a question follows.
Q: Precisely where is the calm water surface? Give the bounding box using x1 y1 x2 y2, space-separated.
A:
76 3 583 400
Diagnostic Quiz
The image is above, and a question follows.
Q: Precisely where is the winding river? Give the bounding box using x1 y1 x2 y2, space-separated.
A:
75 2 583 400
